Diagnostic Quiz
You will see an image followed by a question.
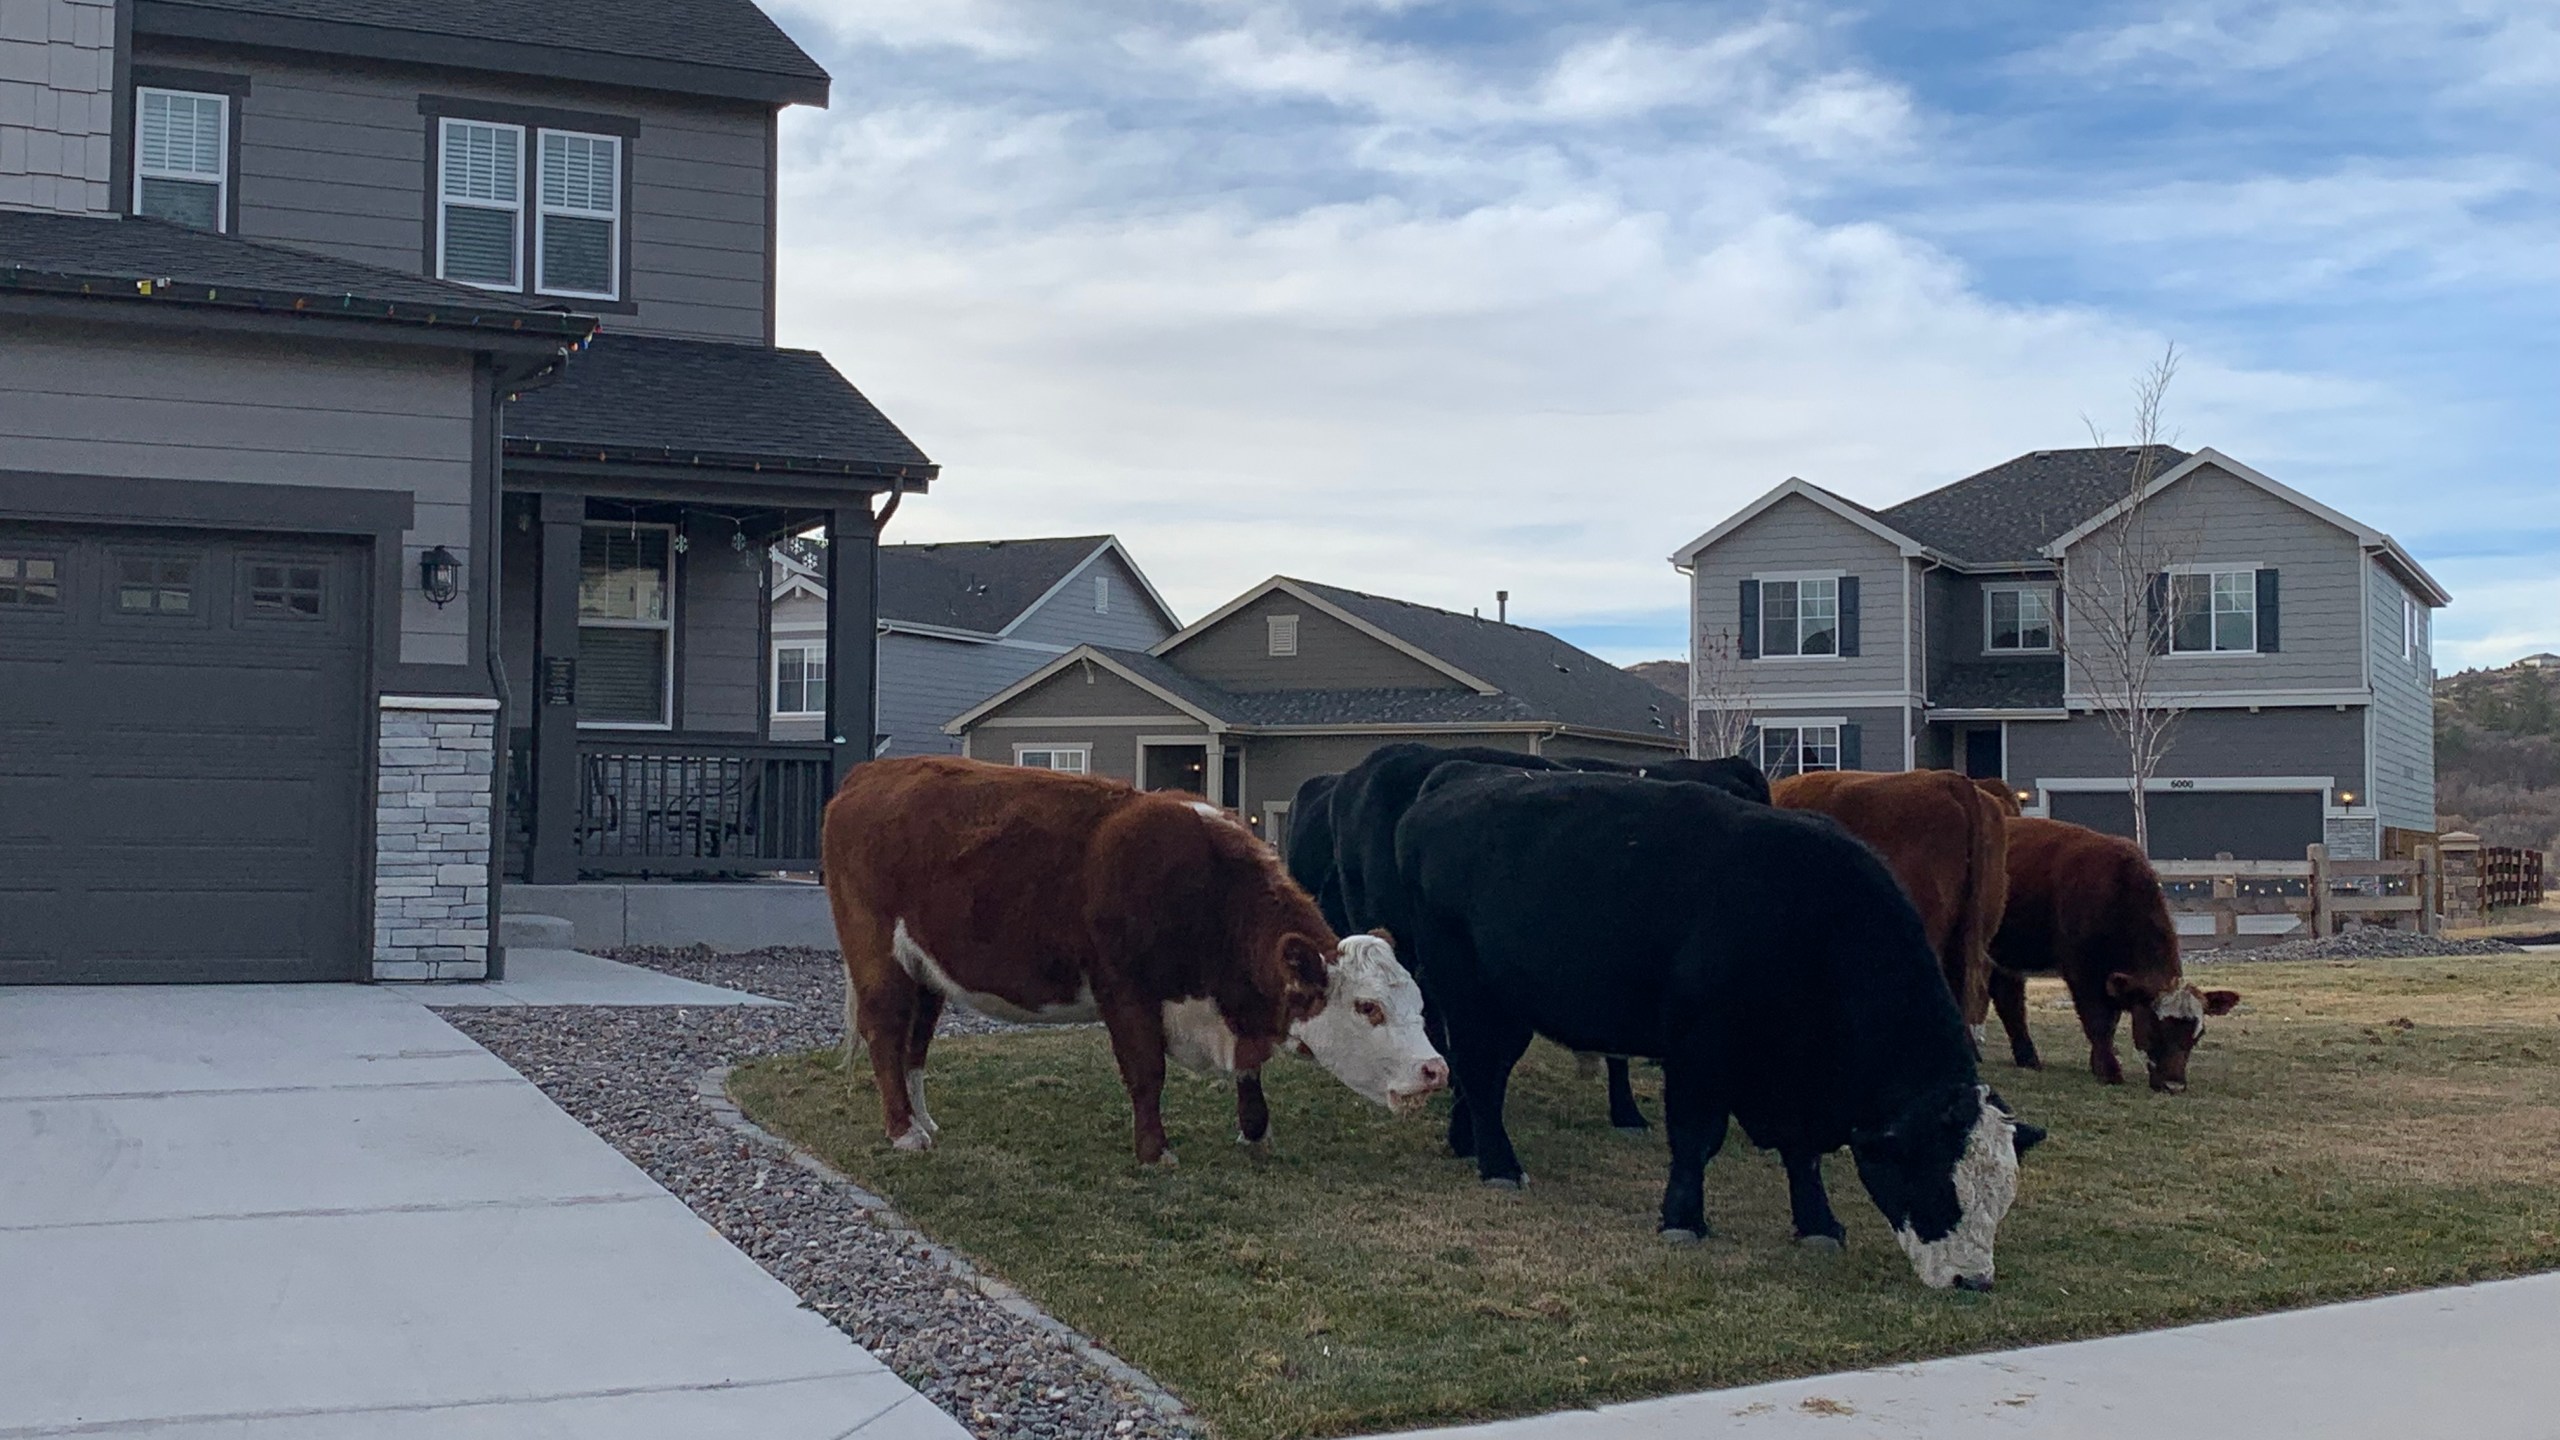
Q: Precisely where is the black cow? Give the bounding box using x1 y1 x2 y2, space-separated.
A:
1396 764 2045 1291
1285 772 1351 934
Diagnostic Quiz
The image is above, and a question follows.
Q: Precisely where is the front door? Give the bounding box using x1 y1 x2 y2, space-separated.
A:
1963 728 2003 780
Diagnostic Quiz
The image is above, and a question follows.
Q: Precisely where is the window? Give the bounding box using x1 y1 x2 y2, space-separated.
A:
1986 585 2055 652
1268 613 1300 656
438 118 524 288
244 560 324 620
2169 569 2256 654
536 130 620 299
115 556 195 616
773 643 827 717
1757 724 1841 779
578 524 673 727
1015 745 1090 774
2404 595 2429 663
1760 577 1838 657
1094 574 1111 614
0 555 61 608
135 88 227 231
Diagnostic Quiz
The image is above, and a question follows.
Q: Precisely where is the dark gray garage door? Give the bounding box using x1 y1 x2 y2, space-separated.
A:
2050 788 2325 862
0 524 370 983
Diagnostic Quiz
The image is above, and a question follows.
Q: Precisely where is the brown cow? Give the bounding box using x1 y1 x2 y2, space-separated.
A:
1973 777 2024 816
821 756 1447 1163
1772 769 2009 1029
1988 816 2241 1091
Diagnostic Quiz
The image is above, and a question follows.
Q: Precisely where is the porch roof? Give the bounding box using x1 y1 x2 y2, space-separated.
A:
503 334 937 485
1932 659 2066 711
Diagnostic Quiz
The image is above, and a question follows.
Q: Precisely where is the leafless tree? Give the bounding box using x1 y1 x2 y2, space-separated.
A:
1690 627 1759 760
2057 345 2193 855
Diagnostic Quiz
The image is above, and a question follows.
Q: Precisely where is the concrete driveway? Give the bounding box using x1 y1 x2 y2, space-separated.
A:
0 982 962 1438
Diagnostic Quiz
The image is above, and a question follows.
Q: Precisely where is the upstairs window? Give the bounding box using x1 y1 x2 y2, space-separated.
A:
1986 585 2055 652
1761 577 1838 657
135 88 227 232
438 119 523 289
536 130 620 299
2169 569 2256 654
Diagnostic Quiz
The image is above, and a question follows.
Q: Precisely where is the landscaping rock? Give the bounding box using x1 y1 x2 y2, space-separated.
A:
439 946 1192 1440
2203 929 2528 963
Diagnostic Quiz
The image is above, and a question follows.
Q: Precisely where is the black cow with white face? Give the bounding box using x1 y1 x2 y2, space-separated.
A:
1395 763 2046 1291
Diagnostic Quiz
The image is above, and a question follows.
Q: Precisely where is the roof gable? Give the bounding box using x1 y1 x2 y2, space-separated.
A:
1880 445 2189 565
1670 478 1930 567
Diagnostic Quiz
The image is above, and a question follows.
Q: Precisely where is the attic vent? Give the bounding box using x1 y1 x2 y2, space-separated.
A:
1267 614 1300 658
1095 574 1111 614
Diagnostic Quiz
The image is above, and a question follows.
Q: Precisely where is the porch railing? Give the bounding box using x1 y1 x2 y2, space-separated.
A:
507 730 833 879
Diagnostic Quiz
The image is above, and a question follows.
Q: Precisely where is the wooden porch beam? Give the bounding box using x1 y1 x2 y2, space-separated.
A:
824 501 882 786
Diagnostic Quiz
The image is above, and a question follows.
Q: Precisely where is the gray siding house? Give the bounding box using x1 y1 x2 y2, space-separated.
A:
1671 447 2450 860
947 576 1685 850
1 0 935 985
767 534 1180 756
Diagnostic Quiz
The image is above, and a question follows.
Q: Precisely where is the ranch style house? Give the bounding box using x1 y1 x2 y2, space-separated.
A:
769 534 1180 758
1672 446 2450 863
946 575 1686 850
0 0 934 985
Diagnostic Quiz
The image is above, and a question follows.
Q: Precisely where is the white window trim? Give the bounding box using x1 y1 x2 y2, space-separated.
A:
1754 719 1844 779
576 520 676 732
1753 573 1845 662
534 127 621 301
2166 566 2260 657
133 87 227 232
1983 583 2057 654
1012 743 1092 774
1139 736 1211 794
771 641 826 718
436 117 525 292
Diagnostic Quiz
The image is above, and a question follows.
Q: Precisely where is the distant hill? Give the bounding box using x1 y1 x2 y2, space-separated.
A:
1627 660 1687 697
2436 658 2560 852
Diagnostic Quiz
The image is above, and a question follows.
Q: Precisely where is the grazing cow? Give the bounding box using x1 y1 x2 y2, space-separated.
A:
821 756 1447 1163
1396 765 2045 1289
1989 816 2242 1092
1285 772 1351 933
1771 770 2010 1030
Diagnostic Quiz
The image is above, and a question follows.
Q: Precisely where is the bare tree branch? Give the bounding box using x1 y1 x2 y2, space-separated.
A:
1690 627 1758 760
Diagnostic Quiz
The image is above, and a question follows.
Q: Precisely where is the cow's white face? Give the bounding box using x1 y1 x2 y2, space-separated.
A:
1852 1085 2032 1291
1289 934 1446 1112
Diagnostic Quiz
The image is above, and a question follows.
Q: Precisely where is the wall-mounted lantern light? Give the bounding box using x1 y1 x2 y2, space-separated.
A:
420 546 460 608
2336 788 2360 807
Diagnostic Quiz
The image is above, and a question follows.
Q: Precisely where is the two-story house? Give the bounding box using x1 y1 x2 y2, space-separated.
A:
1 0 935 985
946 576 1685 849
1672 446 2450 861
768 534 1180 756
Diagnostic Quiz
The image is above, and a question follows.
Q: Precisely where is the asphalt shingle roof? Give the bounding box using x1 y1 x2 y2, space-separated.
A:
1879 446 2191 565
1931 660 2065 712
878 537 1109 635
140 0 827 90
505 334 934 478
0 210 585 332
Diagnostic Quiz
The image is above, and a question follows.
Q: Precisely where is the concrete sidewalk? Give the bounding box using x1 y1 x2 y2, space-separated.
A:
1371 1270 2560 1439
0 983 961 1438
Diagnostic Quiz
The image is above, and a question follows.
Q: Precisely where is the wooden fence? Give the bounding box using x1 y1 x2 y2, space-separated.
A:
2159 845 2436 950
2438 832 2548 925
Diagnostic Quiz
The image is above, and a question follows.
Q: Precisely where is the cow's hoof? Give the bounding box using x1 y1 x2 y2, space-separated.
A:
890 1127 935 1152
2013 1056 2044 1071
1796 1234 1845 1253
1659 1227 1705 1246
1148 1150 1180 1169
1236 1131 1269 1148
1481 1175 1525 1191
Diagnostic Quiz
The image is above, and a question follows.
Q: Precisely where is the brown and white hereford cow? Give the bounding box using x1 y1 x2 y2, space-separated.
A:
820 756 1447 1163
1988 816 2241 1092
1772 769 2010 1029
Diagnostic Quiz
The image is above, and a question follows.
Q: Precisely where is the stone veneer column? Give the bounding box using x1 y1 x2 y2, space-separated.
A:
374 696 498 980
0 0 118 216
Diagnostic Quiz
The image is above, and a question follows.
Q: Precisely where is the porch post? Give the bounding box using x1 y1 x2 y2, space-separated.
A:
824 500 881 786
528 493 584 884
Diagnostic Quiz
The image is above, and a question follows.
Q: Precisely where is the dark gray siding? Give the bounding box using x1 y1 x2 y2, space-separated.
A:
2365 557 2437 831
678 514 761 733
1172 590 1457 693
2007 706 2366 792
151 42 771 342
0 319 477 666
1006 549 1179 651
1539 733 1682 766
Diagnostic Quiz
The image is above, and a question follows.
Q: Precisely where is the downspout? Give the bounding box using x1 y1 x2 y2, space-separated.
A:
1909 556 1943 771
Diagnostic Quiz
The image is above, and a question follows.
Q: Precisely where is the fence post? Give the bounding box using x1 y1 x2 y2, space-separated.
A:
2419 844 2440 935
2213 851 2238 941
2307 843 2330 937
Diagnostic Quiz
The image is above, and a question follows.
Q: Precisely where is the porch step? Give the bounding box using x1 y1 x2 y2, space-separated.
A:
499 913 576 950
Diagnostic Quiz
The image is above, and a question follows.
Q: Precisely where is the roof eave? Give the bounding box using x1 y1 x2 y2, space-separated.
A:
0 268 592 341
1671 477 1934 569
503 438 937 484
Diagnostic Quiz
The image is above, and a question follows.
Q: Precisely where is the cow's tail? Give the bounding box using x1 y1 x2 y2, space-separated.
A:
1942 774 2007 1030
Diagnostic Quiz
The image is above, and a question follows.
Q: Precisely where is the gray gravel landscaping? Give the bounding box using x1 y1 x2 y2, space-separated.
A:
2199 927 2529 962
436 945 1196 1440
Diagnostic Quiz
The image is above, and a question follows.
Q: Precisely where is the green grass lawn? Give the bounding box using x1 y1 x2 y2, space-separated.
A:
731 957 2560 1440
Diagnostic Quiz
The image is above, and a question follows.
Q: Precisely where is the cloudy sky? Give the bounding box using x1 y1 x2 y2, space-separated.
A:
763 0 2557 669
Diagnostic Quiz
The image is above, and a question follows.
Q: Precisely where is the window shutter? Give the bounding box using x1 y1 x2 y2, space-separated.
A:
1738 580 1760 659
1839 723 1862 770
2256 568 2280 653
1838 575 1861 656
2146 573 2170 656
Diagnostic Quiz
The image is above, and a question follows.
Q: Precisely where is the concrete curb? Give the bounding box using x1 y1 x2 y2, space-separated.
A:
694 1066 1192 1423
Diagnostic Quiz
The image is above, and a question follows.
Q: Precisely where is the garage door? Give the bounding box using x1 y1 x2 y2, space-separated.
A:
2049 788 2325 862
0 524 370 983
